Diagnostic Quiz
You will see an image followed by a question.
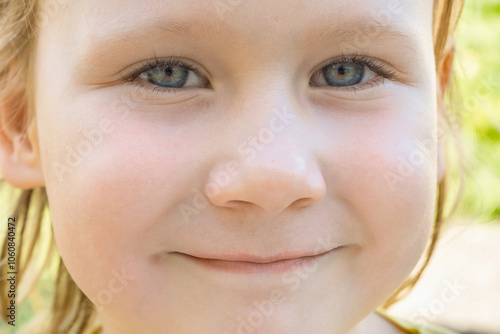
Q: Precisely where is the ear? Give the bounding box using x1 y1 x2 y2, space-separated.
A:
0 66 45 189
438 38 455 95
436 38 455 184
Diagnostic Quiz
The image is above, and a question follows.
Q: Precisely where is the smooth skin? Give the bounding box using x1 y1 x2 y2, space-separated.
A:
0 0 452 333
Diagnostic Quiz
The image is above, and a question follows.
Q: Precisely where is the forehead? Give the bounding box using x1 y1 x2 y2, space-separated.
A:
47 0 433 48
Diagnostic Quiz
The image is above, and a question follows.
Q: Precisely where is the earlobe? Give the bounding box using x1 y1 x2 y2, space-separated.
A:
0 68 45 190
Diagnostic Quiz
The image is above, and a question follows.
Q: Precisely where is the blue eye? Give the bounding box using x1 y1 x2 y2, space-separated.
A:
125 55 395 94
140 65 190 88
310 55 396 90
125 58 210 92
322 62 364 87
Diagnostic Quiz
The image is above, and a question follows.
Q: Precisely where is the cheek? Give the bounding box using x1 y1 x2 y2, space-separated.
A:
322 93 437 284
37 99 201 296
348 135 436 252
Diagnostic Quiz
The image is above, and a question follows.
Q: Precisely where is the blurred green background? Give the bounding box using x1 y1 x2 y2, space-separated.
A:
0 0 499 333
449 0 500 221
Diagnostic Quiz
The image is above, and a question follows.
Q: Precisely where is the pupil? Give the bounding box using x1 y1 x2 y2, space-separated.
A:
338 66 346 76
164 67 174 76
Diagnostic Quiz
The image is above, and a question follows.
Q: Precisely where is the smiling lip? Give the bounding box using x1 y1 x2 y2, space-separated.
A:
174 248 340 274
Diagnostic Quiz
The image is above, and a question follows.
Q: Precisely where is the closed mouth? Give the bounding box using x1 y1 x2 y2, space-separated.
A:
173 247 341 274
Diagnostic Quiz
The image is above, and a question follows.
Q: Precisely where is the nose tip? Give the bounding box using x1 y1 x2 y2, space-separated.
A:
204 150 326 215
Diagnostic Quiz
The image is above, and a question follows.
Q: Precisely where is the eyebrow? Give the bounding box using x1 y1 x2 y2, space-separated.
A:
94 18 420 46
76 19 229 65
152 21 228 39
77 16 422 73
296 21 422 54
89 19 232 49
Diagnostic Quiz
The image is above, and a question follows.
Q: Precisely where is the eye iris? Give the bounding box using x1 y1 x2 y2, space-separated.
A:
323 62 364 87
145 65 189 88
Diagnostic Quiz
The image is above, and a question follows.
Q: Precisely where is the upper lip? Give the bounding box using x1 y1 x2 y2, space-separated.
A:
176 248 338 263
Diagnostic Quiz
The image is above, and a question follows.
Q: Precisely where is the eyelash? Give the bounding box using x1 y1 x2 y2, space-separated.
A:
122 54 397 94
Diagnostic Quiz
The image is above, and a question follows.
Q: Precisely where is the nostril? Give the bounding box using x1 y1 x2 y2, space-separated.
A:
225 200 250 209
292 197 314 209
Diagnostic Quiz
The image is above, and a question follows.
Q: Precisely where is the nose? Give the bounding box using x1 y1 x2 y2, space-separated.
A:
204 114 326 215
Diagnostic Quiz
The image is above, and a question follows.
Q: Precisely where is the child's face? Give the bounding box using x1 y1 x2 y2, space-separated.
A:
32 0 440 333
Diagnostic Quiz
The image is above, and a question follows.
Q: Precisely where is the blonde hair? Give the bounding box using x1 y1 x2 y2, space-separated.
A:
0 0 465 333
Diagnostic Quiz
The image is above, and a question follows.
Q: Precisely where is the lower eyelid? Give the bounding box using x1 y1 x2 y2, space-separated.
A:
312 75 388 93
338 76 389 91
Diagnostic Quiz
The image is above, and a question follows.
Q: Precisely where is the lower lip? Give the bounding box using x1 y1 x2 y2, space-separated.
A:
177 248 340 274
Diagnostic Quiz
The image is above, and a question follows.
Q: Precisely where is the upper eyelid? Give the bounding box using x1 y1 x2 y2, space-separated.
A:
312 54 398 78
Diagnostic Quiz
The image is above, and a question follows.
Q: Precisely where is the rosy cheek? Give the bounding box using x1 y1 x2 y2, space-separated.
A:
320 93 436 253
42 118 193 300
